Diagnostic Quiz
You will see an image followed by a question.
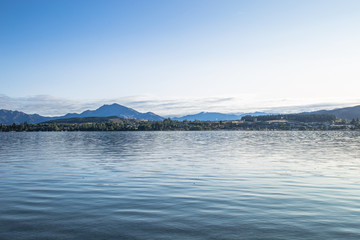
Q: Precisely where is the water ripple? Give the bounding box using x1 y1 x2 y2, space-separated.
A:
1 131 360 239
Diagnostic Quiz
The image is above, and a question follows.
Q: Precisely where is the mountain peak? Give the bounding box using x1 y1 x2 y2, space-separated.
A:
98 103 126 109
58 103 164 121
104 103 122 107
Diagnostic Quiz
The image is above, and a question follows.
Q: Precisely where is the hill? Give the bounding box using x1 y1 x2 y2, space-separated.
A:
241 113 336 123
311 105 360 121
0 109 52 124
172 112 241 121
172 111 269 121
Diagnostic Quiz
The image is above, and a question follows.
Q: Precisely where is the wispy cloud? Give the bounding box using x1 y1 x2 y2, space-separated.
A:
0 94 359 117
0 94 99 116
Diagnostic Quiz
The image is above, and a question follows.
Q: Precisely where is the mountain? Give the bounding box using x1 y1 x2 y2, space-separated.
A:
0 109 52 124
2 103 359 125
311 105 360 121
172 111 269 121
58 103 164 121
172 112 241 121
0 104 163 124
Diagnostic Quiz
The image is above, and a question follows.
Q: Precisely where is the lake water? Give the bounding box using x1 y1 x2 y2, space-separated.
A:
0 131 360 240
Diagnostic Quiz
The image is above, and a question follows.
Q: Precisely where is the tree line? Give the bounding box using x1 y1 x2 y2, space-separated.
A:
0 116 359 132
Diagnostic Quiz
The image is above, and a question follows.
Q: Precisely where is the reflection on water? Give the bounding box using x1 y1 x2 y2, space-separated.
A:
1 131 360 239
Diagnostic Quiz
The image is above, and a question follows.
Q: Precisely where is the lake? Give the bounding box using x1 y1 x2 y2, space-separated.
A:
1 131 360 239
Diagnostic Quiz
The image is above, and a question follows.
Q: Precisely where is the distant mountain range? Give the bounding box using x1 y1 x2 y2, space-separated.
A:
0 103 359 125
172 111 268 121
0 103 163 124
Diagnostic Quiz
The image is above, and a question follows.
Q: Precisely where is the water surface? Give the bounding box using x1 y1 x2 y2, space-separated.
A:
1 131 360 239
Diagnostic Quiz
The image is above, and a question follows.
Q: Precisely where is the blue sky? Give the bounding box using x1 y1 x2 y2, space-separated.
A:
1 0 360 116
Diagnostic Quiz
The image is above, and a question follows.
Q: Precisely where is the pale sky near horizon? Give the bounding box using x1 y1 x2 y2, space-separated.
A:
1 0 360 115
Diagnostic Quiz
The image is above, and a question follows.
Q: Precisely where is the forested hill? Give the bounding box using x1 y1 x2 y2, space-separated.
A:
311 105 360 121
172 111 268 121
0 109 52 124
241 113 336 123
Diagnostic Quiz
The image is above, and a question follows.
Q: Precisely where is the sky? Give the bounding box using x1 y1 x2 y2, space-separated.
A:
1 0 360 116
